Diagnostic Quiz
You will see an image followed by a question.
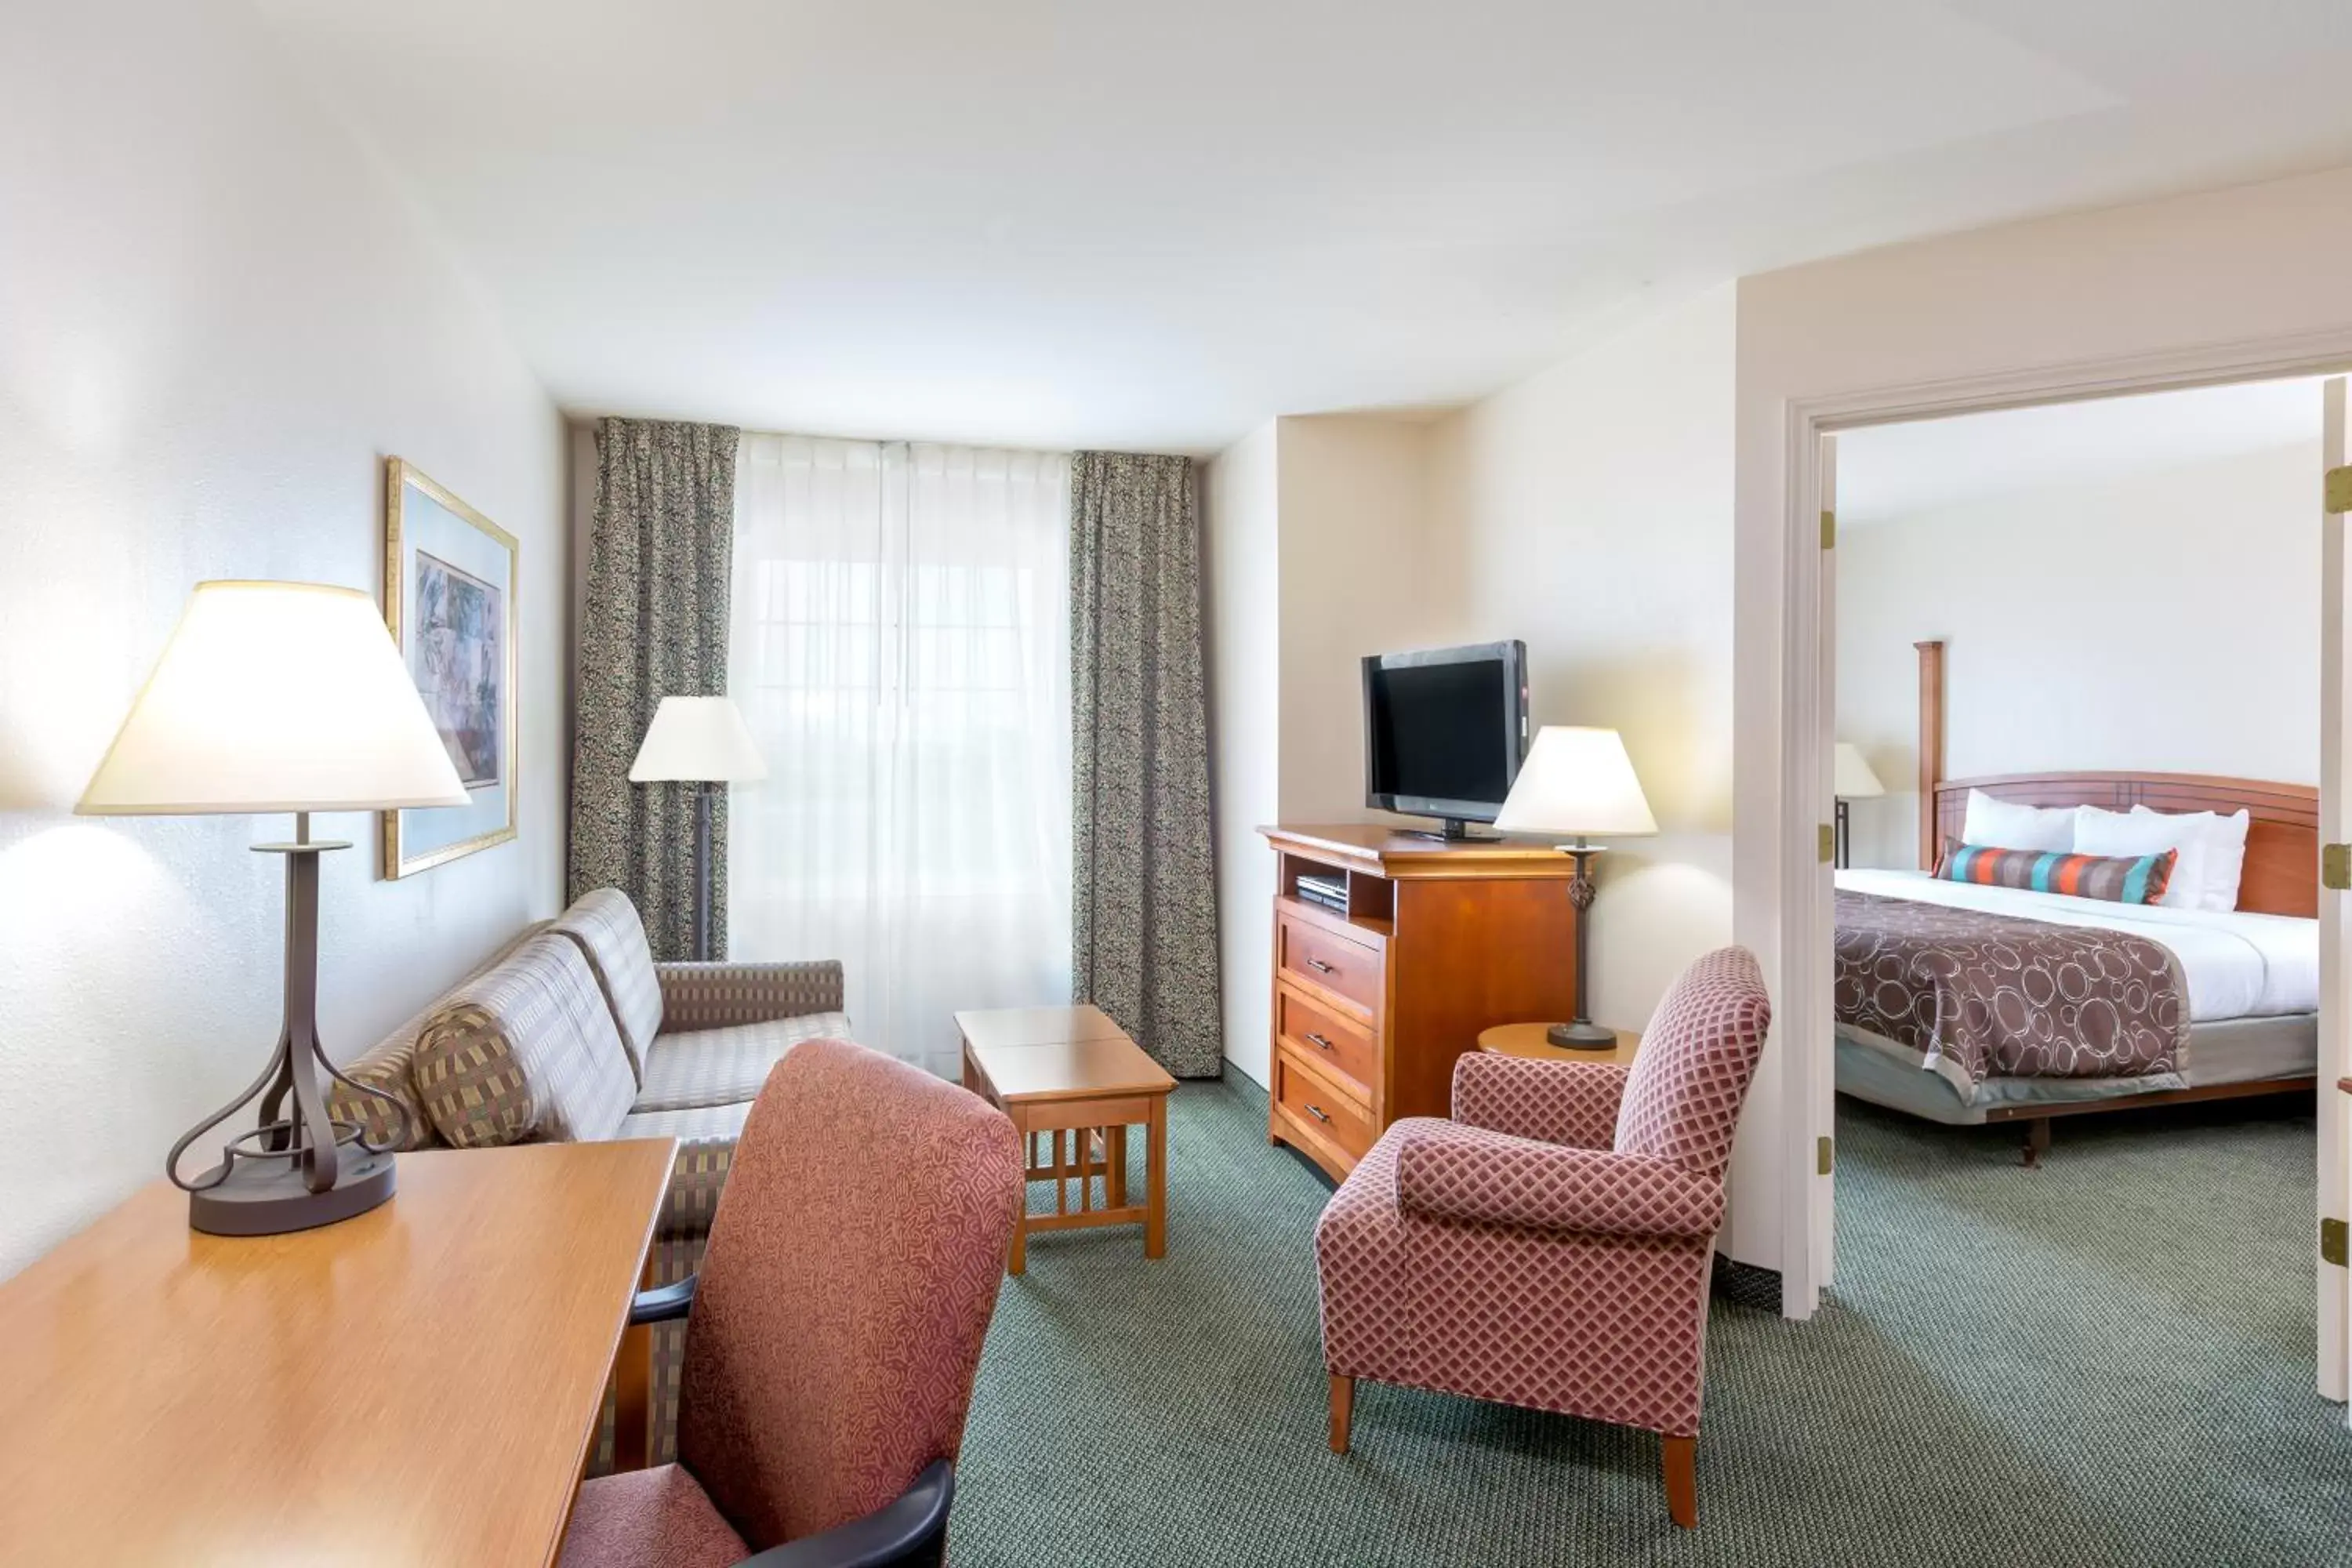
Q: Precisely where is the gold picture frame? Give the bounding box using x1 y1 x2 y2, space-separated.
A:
381 457 520 879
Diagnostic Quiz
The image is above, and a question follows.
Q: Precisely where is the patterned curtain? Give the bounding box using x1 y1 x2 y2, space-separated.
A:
1069 452 1223 1077
569 418 740 960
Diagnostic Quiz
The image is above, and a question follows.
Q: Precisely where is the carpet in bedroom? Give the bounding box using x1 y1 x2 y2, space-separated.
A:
946 1078 2343 1566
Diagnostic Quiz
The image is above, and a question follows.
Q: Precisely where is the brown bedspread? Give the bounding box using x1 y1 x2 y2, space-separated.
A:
1834 890 2189 1087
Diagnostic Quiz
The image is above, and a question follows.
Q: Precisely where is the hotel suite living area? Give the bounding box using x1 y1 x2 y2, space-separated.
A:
12 3 2352 1564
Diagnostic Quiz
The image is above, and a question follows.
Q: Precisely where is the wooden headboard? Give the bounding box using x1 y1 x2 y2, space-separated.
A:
1914 640 2319 919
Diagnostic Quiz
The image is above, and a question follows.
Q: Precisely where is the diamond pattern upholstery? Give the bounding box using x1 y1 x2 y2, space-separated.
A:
1316 946 1769 1444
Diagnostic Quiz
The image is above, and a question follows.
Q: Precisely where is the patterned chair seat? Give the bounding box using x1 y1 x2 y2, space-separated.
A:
628 1013 856 1116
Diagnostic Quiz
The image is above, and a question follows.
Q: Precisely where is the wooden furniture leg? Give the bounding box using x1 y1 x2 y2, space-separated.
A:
1145 1094 1167 1260
1106 1123 1127 1208
1328 1374 1354 1454
612 1254 655 1472
2023 1116 2052 1168
1007 1109 1029 1276
1661 1435 1697 1529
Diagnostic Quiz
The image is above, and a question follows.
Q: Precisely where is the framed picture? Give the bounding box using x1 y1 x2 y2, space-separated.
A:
382 457 519 878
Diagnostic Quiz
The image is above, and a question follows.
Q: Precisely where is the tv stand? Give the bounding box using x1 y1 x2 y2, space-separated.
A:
1402 818 1500 843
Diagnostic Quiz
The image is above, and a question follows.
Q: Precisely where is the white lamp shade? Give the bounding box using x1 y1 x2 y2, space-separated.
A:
1493 726 1658 838
77 580 470 816
629 696 767 783
1834 742 1886 800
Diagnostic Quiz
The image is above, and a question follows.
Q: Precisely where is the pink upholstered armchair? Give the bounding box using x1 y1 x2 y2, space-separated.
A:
1315 946 1770 1529
561 1038 1022 1568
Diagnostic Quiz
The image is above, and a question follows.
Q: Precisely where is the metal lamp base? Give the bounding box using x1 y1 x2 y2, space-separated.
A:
1545 1021 1620 1051
190 1145 397 1236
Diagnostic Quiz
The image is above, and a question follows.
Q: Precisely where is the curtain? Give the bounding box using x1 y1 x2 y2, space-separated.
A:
728 435 1073 1079
570 418 740 960
1070 452 1223 1077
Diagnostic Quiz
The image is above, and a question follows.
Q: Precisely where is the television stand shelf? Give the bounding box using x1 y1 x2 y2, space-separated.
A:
1256 823 1581 1182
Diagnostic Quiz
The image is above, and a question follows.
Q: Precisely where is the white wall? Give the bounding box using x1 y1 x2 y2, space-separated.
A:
1838 440 2322 869
1426 285 1740 1040
1735 161 2352 1294
1203 423 1281 1086
0 2 567 1278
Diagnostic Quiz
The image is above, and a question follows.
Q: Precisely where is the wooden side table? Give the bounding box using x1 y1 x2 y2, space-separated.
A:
1477 1022 1641 1065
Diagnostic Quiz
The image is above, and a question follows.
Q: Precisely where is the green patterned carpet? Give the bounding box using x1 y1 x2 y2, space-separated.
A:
947 1078 2347 1566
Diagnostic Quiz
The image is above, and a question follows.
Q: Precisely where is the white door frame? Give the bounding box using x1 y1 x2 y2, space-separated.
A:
1773 324 2352 1337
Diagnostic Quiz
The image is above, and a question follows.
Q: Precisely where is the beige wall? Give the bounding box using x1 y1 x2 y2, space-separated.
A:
1735 161 2352 1293
0 3 567 1278
1838 439 2322 869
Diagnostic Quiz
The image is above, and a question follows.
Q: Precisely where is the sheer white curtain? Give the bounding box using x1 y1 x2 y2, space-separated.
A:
728 434 1073 1077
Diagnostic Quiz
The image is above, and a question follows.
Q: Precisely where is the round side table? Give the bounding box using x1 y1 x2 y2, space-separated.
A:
1476 1022 1641 1065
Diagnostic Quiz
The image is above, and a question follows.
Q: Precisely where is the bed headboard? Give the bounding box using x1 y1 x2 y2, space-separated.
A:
1913 640 2320 919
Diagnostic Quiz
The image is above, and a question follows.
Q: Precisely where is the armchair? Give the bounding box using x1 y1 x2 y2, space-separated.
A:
1314 946 1770 1529
561 1038 1023 1568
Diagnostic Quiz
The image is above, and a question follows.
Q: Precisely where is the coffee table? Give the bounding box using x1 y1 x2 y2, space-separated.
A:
956 1004 1176 1275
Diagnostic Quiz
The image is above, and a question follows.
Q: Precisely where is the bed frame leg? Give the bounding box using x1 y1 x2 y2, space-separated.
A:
2021 1117 2050 1168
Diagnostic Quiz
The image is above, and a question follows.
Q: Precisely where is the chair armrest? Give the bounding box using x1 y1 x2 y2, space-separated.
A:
1394 1124 1724 1240
657 960 846 1031
1451 1051 1629 1149
736 1461 954 1568
630 1274 696 1326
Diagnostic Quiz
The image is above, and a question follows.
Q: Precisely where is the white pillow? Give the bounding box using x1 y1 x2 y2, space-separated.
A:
2132 804 2251 913
2072 806 2205 910
1962 789 2075 854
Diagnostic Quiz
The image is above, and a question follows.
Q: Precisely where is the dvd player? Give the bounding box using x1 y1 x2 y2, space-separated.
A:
1295 873 1348 913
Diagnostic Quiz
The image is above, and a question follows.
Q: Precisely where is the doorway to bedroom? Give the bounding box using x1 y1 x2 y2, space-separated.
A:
1814 375 2343 1483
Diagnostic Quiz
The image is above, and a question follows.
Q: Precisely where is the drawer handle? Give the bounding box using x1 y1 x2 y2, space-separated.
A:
1304 1103 1333 1123
1305 958 1336 975
1304 1031 1335 1051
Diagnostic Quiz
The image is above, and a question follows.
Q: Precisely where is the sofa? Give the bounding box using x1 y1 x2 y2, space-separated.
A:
330 887 852 1465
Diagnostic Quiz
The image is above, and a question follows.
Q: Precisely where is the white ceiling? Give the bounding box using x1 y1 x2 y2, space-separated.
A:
246 0 2352 454
1837 376 2329 526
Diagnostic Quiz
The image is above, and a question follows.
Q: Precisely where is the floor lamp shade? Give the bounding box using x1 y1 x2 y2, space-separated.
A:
1492 727 1656 1049
76 580 468 1236
1833 742 1886 801
630 696 766 963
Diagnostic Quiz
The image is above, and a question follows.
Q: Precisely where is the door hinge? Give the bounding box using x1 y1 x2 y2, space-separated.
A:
1818 823 1835 865
2327 466 2352 515
1820 509 1836 550
2325 844 2351 892
2324 1217 2347 1269
1817 1135 1835 1176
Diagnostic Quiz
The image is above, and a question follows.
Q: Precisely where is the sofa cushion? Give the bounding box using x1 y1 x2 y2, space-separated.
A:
551 888 666 1081
414 934 639 1148
618 1101 752 1245
630 1012 855 1115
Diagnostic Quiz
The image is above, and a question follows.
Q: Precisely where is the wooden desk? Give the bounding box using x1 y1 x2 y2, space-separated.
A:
0 1138 675 1567
1477 1022 1642 1065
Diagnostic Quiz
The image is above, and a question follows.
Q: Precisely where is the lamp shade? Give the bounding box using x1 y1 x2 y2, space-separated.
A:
1834 742 1886 800
1493 726 1657 838
77 580 469 816
629 696 768 783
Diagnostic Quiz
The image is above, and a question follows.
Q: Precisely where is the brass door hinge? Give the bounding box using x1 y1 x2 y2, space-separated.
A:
1820 509 1836 550
2325 844 2351 892
1817 1136 1835 1176
2327 466 2352 515
1818 823 1835 865
2324 1217 2347 1269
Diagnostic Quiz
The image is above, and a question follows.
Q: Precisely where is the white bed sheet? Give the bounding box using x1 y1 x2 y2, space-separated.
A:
1835 868 2318 1021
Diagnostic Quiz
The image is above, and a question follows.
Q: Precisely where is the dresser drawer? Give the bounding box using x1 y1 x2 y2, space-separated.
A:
1275 910 1381 1019
1272 1046 1376 1169
1273 983 1377 1100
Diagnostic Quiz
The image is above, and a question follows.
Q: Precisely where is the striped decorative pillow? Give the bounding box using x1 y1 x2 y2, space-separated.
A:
1937 841 2177 906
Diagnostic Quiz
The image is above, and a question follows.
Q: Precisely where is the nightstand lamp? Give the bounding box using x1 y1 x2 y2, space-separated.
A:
629 695 767 962
77 581 470 1234
1833 742 1885 870
1493 726 1657 1049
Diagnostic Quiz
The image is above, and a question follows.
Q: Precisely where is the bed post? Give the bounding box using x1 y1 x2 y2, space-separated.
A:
1915 639 1945 871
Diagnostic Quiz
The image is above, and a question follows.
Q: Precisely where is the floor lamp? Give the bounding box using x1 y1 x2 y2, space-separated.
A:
1833 742 1885 870
1493 726 1658 1049
76 581 470 1235
629 696 767 962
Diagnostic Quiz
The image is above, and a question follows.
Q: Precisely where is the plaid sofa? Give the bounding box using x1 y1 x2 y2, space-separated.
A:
328 889 851 1467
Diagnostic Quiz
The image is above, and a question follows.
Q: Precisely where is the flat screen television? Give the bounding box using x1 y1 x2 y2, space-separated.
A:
1362 641 1529 838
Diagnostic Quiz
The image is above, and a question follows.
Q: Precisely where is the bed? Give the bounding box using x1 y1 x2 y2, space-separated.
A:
1832 640 2320 1163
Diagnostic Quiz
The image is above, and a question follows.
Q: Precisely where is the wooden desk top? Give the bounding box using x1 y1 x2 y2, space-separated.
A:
1478 1022 1642 1065
0 1138 675 1567
1259 822 1584 880
963 1033 1178 1103
953 1003 1131 1051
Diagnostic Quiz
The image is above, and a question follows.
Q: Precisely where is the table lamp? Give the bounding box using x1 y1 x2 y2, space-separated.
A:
628 695 767 962
77 581 469 1235
1833 742 1885 870
1493 726 1657 1048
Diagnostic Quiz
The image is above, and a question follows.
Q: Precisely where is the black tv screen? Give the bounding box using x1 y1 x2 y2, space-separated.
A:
1363 642 1528 829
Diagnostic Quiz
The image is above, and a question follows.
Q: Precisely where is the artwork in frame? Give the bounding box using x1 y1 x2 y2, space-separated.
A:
382 458 519 878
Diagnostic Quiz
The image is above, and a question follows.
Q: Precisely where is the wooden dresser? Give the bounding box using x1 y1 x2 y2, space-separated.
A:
1258 824 1581 1181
